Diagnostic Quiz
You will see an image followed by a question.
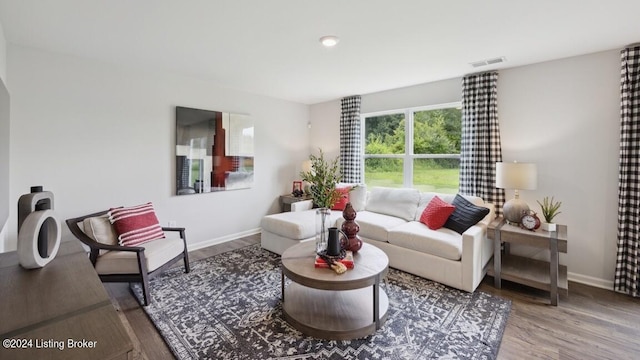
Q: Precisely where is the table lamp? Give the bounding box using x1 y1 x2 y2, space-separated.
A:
301 160 313 195
495 162 537 225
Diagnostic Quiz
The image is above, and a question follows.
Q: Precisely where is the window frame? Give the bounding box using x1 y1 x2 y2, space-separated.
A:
360 101 462 189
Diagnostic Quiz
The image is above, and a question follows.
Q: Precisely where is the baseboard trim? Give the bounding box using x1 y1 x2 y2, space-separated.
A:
187 228 262 252
568 272 614 291
188 232 617 292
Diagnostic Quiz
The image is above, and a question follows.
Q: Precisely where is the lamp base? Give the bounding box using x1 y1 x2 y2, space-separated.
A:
503 198 529 225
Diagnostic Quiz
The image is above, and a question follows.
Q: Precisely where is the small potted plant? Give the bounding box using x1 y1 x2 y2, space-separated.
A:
537 196 562 231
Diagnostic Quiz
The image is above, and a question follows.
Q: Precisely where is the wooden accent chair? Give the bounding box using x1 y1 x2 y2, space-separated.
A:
66 210 190 306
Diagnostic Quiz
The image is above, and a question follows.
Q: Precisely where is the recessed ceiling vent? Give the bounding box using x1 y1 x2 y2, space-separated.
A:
470 56 506 68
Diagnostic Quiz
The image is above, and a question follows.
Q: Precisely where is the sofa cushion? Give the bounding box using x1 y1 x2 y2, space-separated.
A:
388 221 463 261
337 183 367 211
261 210 341 240
443 194 490 234
415 192 484 221
365 187 420 221
419 196 456 230
337 210 407 243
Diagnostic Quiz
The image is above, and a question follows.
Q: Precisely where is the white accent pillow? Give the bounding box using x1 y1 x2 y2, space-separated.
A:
83 215 118 254
337 183 367 211
365 187 420 221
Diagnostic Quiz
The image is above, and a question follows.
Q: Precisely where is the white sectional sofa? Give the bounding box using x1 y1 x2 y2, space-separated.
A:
261 185 495 292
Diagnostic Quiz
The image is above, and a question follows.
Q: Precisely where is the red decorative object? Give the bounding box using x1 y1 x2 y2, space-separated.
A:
419 195 456 230
108 202 165 246
331 186 351 210
341 202 362 253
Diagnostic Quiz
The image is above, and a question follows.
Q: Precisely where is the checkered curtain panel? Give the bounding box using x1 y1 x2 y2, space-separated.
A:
459 72 505 217
340 95 362 183
615 45 640 297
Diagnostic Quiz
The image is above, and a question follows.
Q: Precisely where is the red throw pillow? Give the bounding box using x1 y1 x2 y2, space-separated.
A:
108 202 165 246
331 186 351 210
420 196 456 230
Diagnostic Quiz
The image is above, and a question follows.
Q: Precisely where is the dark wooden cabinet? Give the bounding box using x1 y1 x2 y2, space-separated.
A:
0 240 133 359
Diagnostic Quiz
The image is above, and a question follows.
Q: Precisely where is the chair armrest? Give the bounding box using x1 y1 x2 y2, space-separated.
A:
162 227 188 251
162 227 186 234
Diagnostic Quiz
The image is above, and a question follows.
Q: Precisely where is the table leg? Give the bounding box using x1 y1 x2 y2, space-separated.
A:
373 275 380 329
550 235 559 306
281 269 285 302
494 226 502 289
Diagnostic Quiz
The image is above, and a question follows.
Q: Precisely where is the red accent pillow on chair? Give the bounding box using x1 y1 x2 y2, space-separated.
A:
419 196 456 230
108 202 165 246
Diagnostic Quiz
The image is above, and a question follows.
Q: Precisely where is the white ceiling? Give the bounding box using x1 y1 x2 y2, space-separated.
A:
1 0 639 105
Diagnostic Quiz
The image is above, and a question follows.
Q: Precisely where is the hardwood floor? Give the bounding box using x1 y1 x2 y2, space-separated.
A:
106 234 640 359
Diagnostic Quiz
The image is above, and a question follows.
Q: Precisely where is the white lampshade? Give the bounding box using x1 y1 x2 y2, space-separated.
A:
495 162 537 190
301 160 313 173
496 162 537 225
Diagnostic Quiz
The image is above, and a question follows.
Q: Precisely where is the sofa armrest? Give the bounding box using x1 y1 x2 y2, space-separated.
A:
460 221 490 292
291 200 313 212
478 203 496 226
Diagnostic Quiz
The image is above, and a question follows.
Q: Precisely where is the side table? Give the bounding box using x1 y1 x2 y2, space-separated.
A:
279 194 312 212
487 217 568 305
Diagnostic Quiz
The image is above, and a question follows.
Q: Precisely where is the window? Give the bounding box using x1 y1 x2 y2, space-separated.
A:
362 102 461 193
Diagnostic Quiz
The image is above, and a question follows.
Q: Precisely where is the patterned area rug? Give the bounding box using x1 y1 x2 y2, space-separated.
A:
133 244 511 359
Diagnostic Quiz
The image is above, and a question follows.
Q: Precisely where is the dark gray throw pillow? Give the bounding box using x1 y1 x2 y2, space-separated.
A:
443 194 490 234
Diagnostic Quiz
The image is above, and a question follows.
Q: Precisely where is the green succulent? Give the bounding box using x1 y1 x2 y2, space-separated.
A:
537 196 562 223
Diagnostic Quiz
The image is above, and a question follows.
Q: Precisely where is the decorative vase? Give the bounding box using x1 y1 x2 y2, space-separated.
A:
315 208 331 254
341 202 362 253
541 222 557 232
17 186 61 269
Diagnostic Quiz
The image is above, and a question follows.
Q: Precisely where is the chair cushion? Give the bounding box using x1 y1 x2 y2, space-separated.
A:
419 196 456 230
443 194 490 234
94 237 185 274
108 202 165 246
83 215 118 255
389 221 463 261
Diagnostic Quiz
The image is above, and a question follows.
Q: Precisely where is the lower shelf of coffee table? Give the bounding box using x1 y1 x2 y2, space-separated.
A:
282 282 388 340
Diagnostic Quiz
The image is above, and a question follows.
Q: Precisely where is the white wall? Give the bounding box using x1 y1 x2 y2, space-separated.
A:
499 50 621 289
0 19 6 83
0 18 7 252
309 51 622 289
4 44 310 251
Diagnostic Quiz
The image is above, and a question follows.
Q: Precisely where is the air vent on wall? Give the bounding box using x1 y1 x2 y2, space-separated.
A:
470 56 506 68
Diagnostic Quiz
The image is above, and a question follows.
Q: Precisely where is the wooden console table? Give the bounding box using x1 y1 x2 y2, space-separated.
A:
0 240 133 359
487 217 568 305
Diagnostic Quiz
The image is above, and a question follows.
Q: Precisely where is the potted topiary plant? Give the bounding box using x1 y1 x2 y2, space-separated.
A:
300 149 343 209
300 149 343 254
537 196 562 231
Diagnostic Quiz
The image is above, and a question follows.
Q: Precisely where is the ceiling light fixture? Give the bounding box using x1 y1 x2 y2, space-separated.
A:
319 35 340 47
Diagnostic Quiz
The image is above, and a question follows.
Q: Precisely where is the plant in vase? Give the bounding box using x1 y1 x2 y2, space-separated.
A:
300 149 343 254
537 196 562 231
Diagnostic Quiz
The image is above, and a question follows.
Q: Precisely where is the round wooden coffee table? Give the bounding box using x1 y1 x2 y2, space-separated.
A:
280 242 389 340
